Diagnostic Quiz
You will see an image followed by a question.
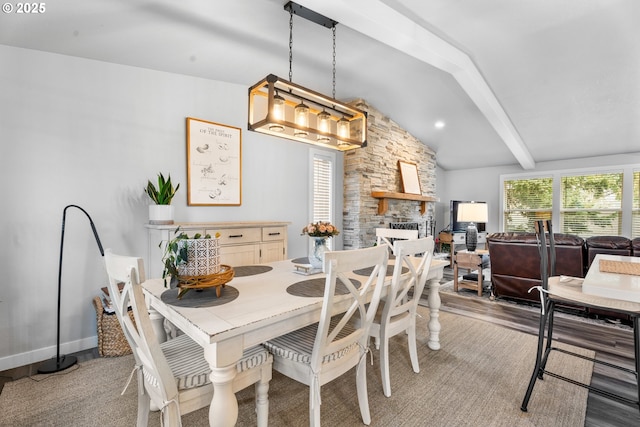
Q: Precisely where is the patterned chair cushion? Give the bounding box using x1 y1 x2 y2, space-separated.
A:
264 319 357 364
161 334 270 390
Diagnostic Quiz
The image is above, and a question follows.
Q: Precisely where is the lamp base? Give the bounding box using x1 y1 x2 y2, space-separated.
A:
465 223 478 252
37 355 78 374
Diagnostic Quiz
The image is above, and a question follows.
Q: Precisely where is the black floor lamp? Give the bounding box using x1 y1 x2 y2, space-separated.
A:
38 204 104 374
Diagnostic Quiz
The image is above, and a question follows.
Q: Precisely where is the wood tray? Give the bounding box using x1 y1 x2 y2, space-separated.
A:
177 265 234 299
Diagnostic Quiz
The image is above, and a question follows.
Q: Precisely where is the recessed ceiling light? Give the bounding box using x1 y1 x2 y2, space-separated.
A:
434 120 446 129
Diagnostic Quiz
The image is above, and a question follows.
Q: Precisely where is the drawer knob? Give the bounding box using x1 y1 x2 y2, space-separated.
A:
229 234 243 238
268 232 281 236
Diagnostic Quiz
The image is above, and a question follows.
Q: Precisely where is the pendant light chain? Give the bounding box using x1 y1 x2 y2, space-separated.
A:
289 8 294 82
332 25 336 99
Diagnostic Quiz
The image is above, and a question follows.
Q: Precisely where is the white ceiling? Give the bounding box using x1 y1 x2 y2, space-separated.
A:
1 0 638 170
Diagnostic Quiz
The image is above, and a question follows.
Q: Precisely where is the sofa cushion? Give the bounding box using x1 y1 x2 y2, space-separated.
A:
585 236 631 250
487 233 585 302
632 238 640 257
585 236 631 267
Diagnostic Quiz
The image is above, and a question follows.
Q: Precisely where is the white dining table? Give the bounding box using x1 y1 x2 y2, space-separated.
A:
582 254 640 302
141 257 447 427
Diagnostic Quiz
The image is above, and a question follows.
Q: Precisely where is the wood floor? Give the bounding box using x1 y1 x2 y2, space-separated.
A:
437 269 639 427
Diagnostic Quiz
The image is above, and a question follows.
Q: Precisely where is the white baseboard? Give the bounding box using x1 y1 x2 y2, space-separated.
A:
0 336 97 372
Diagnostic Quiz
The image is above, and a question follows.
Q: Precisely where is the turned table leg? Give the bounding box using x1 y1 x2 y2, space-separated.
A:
426 276 441 350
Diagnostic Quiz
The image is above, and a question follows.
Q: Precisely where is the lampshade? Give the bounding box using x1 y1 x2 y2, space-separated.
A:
457 202 487 252
457 202 488 223
248 74 367 150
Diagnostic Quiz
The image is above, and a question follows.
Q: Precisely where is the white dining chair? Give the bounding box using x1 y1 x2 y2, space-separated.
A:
375 228 418 254
368 236 434 397
263 245 389 427
104 250 273 427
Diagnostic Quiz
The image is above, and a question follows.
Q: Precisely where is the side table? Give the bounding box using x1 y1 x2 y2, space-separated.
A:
453 249 489 297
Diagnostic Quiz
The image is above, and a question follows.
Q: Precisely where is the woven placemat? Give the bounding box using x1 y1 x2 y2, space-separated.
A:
286 277 360 298
599 259 640 276
161 285 239 308
353 264 408 277
233 265 273 277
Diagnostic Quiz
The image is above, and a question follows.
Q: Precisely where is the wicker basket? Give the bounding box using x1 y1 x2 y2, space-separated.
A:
92 296 134 357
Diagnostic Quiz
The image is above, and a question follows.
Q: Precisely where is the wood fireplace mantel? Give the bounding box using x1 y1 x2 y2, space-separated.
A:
371 191 439 215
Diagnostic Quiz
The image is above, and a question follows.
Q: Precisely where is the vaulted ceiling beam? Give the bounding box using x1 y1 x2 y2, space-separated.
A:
297 0 536 170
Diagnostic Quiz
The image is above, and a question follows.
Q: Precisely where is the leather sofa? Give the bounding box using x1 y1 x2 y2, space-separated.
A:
487 233 637 320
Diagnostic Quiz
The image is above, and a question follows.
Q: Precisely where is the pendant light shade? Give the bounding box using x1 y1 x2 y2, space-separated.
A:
337 117 350 140
317 110 331 142
294 101 309 137
269 93 286 132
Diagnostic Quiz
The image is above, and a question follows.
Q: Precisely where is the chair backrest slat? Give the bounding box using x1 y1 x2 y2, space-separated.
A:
386 237 434 321
104 250 179 405
376 228 419 254
311 245 389 369
534 220 556 290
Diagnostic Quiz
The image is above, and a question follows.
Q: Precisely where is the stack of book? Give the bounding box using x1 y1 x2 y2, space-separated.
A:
99 282 124 314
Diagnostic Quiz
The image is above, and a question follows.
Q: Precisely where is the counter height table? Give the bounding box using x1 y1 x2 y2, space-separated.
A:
583 254 640 303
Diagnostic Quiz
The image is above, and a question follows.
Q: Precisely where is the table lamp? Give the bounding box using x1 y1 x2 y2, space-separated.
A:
457 202 488 252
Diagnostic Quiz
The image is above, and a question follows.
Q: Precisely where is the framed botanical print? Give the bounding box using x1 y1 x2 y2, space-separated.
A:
186 117 242 206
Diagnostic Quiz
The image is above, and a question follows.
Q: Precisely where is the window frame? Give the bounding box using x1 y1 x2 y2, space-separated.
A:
309 148 338 249
500 164 639 238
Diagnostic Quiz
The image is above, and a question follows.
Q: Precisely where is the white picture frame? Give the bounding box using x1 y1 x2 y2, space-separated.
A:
398 160 422 195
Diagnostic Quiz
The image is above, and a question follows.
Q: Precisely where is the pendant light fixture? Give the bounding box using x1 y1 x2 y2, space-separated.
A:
248 1 367 150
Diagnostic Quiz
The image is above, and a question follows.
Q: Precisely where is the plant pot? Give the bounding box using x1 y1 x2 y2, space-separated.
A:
177 238 221 277
148 205 174 225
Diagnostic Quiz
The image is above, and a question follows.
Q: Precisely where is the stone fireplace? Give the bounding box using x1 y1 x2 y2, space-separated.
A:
343 100 437 249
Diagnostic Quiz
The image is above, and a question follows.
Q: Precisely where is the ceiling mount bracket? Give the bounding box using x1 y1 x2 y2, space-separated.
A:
284 1 338 29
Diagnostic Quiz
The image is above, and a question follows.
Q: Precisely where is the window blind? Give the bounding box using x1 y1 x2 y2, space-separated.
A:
313 156 332 223
560 173 622 237
503 177 553 232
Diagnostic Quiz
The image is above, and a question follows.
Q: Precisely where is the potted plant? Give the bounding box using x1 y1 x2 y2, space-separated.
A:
145 173 179 224
161 228 230 298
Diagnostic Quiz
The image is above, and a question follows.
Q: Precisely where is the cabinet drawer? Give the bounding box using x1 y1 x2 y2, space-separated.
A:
262 226 286 241
206 227 261 245
452 233 466 244
453 232 487 244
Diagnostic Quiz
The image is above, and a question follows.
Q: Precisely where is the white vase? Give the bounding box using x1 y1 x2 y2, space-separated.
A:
309 237 328 269
148 205 174 225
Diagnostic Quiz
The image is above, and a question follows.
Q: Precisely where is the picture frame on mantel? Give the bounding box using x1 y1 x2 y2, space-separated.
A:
186 117 242 206
398 160 422 195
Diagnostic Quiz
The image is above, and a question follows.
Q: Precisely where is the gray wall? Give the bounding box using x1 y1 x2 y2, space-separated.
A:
0 45 340 370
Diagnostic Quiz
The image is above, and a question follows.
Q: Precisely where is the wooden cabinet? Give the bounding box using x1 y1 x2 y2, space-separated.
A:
145 221 289 278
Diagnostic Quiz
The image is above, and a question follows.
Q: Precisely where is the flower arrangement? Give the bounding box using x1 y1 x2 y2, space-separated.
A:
301 221 340 238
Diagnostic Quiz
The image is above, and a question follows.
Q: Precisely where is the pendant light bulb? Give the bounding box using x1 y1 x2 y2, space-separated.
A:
269 93 285 132
294 101 309 137
337 117 350 140
317 110 331 142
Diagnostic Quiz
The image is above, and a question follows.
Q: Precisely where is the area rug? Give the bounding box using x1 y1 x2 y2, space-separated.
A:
0 309 593 426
